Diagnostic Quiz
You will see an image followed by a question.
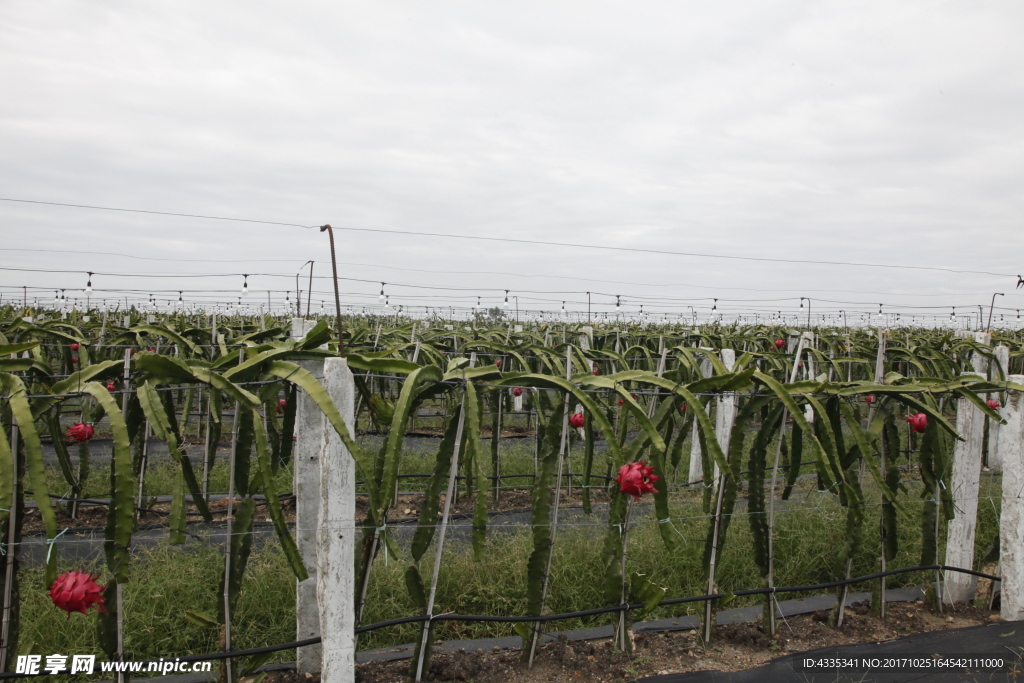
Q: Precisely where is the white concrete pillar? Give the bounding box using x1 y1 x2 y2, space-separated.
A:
713 350 737 483
999 375 1024 621
988 345 1010 471
944 337 990 604
318 358 356 682
688 357 713 484
291 318 324 673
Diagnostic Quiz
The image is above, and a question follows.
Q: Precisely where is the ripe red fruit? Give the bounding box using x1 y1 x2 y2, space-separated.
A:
616 462 659 501
276 398 287 414
66 423 95 442
987 399 1001 410
129 348 136 356
774 339 785 349
147 347 155 353
494 359 502 367
569 412 585 429
105 382 116 392
592 367 600 376
71 356 78 363
49 570 106 616
511 387 523 397
680 404 687 413
907 413 928 433
70 343 79 351
617 398 625 407
864 395 876 404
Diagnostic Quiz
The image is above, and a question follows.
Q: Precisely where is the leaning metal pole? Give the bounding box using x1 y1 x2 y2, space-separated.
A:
319 225 346 356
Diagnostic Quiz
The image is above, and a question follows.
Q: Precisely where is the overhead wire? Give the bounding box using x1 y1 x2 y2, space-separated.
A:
0 196 1015 277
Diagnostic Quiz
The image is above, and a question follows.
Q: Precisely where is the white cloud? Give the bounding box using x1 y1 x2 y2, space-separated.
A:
1 0 1022 322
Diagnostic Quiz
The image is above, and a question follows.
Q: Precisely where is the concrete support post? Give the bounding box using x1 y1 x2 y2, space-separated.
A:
999 375 1024 621
944 333 991 604
292 319 323 673
989 345 1010 471
688 356 713 485
712 349 737 483
318 357 356 682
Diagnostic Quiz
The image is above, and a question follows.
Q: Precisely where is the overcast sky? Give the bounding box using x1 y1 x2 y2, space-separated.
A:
1 1 1022 325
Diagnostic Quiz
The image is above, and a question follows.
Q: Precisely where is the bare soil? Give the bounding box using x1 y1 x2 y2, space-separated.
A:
251 602 996 683
362 488 611 521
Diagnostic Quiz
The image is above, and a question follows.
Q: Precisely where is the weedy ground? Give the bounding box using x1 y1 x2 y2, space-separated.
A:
20 420 1003 676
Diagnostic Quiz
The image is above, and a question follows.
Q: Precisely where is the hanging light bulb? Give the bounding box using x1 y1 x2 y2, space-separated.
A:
877 304 884 319
178 291 183 304
503 290 510 309
950 307 955 321
615 295 621 310
384 295 390 311
321 301 325 314
241 274 249 295
561 301 566 317
85 272 93 293
475 296 481 311
379 283 386 303
712 298 717 312
54 290 60 303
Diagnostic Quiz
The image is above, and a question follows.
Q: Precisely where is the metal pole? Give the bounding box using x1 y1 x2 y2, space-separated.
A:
306 261 314 318
528 346 573 666
0 424 19 673
414 380 469 682
319 226 346 355
765 334 807 635
221 348 245 683
987 293 1004 331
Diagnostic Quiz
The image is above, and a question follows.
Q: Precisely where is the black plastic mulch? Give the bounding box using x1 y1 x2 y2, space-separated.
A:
636 622 1024 683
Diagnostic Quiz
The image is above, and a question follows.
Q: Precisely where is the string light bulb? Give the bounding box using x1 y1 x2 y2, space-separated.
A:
241 274 249 295
85 272 93 293
503 290 510 309
615 295 620 310
379 283 386 303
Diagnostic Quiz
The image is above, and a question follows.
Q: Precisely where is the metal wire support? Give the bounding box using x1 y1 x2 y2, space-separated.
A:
319 224 346 355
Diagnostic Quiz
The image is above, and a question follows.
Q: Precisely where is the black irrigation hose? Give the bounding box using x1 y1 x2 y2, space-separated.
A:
0 564 999 679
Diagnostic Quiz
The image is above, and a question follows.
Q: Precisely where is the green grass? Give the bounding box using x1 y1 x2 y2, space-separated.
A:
17 544 295 673
22 422 1005 667
44 459 294 501
16 471 1002 663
